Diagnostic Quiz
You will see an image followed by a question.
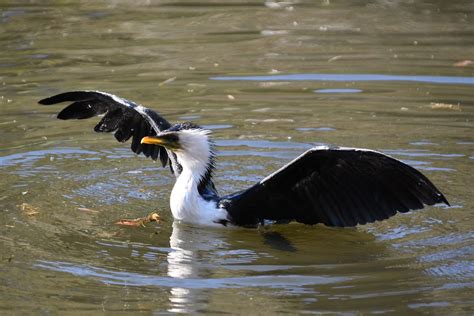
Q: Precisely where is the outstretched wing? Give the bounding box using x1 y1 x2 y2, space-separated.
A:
39 90 180 174
222 147 449 227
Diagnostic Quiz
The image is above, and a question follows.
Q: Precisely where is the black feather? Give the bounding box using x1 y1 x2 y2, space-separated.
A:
39 90 179 175
223 147 449 227
58 100 106 119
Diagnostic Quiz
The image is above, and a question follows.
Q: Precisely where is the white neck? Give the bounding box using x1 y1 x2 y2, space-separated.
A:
169 148 226 226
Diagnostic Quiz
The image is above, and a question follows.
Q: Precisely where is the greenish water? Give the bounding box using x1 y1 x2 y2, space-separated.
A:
1 1 473 314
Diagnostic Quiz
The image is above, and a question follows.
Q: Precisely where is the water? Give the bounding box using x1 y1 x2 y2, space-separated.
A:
211 73 474 84
1 1 473 314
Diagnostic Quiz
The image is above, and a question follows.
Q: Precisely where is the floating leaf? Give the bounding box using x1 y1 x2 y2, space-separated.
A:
19 203 39 216
114 211 162 227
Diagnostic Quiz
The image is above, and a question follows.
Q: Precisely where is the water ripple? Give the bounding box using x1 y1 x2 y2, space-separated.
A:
0 148 98 167
211 73 474 85
315 88 362 93
35 261 352 289
215 139 312 149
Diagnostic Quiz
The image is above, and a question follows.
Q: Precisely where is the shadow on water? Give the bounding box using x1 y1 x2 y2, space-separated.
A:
260 230 298 252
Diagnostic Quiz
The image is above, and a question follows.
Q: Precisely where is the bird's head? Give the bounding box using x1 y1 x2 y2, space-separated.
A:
141 122 214 172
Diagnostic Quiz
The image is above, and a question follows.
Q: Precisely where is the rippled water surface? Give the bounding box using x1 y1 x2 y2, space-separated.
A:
1 1 473 314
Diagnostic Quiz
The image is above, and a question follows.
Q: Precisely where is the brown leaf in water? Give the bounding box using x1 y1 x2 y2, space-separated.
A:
114 212 162 227
19 203 39 216
114 219 144 227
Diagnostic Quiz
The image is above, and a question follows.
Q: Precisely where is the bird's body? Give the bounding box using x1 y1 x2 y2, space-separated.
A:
39 91 449 227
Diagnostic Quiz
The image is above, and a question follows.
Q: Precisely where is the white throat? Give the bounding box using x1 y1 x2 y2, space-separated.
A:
168 129 226 226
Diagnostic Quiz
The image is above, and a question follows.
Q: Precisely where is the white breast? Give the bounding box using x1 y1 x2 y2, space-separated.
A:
170 169 227 226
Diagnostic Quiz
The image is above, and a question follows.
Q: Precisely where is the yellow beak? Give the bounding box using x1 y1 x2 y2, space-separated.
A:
141 133 181 150
141 136 166 146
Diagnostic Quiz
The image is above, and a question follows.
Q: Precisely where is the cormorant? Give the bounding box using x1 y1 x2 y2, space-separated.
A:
39 91 449 227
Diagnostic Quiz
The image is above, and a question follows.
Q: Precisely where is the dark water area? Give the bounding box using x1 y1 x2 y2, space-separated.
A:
1 1 473 314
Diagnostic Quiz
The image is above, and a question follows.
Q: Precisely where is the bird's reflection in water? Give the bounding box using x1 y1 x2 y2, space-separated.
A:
166 222 229 313
163 221 380 313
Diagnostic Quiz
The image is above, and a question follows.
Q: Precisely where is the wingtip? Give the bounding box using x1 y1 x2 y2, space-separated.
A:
38 94 67 105
430 193 450 207
56 111 68 120
38 97 52 105
441 195 450 207
37 91 97 106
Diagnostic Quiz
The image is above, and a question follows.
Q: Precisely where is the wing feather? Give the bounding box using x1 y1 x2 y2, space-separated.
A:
39 90 179 173
223 147 449 227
